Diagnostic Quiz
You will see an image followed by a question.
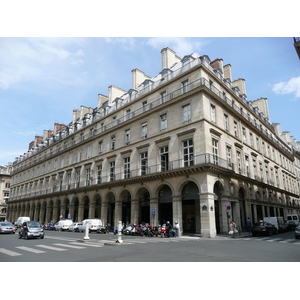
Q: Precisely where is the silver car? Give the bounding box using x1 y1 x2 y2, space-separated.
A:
0 222 16 234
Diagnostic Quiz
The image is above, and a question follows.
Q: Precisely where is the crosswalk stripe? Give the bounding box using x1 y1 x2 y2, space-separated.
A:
266 238 283 242
0 248 22 256
36 245 67 251
53 243 86 249
279 239 295 243
70 242 104 247
16 246 46 254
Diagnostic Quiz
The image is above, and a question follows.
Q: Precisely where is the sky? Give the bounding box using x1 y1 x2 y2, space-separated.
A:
0 2 299 167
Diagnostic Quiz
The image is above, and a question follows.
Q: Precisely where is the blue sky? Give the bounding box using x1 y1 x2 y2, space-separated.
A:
0 36 299 166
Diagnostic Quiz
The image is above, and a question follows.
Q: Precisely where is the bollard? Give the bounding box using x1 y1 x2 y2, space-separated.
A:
84 221 90 240
116 221 123 243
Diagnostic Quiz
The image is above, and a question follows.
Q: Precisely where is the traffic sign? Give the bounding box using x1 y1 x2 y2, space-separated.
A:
152 208 156 216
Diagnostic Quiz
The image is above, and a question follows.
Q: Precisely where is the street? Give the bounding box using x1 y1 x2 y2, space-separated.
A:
1 229 300 262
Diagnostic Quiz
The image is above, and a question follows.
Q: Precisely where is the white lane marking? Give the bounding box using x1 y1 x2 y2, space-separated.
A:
279 239 295 243
53 243 86 249
36 245 67 251
0 248 22 256
70 242 104 247
16 246 46 254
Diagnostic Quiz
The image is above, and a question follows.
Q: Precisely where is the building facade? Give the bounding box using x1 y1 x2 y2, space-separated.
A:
0 164 12 221
7 47 300 237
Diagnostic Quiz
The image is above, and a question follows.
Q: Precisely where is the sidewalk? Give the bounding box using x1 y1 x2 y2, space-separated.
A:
181 230 252 239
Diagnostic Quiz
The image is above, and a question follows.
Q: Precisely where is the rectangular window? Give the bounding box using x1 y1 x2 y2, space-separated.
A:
237 151 241 173
142 101 147 112
141 122 147 138
210 104 216 123
125 109 131 121
125 129 130 145
76 171 80 188
77 149 82 162
110 162 115 181
183 139 194 167
141 152 148 175
226 146 232 165
234 121 238 137
67 173 71 189
87 145 92 159
250 132 254 147
86 168 91 186
212 139 219 165
99 141 103 154
111 135 115 150
242 127 247 143
245 155 250 176
182 79 189 93
124 157 130 179
160 91 166 104
224 114 229 131
160 114 167 132
160 146 169 171
182 104 191 124
97 165 102 184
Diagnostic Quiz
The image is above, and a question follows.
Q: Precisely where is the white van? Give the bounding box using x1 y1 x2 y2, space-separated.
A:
286 214 299 230
78 219 102 233
263 217 287 232
15 217 30 227
54 219 73 231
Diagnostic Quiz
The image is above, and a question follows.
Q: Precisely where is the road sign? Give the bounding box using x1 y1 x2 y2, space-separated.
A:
152 208 156 216
226 206 231 210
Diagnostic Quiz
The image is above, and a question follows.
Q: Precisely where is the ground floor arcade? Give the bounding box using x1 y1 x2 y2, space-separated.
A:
7 171 299 238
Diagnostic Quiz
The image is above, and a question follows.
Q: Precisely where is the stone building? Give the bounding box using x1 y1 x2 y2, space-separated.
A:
0 164 12 221
7 47 300 237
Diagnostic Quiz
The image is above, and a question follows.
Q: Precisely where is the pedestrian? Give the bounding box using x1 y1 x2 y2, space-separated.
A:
166 221 172 237
174 221 179 238
229 221 238 238
246 217 251 235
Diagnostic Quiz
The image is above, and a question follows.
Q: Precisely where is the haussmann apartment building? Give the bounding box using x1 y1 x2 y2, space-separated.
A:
7 47 300 237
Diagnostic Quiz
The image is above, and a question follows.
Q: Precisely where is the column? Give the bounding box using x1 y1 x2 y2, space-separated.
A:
114 200 122 227
221 196 231 234
78 204 84 222
69 204 74 221
130 199 139 225
88 202 95 219
200 192 216 238
149 197 159 227
101 201 108 226
172 195 182 236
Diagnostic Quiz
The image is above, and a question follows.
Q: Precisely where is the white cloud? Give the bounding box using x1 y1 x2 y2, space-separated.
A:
146 37 204 57
0 38 86 89
104 37 136 49
272 76 300 98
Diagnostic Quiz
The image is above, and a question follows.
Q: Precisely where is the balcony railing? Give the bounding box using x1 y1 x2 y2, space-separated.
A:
9 153 234 201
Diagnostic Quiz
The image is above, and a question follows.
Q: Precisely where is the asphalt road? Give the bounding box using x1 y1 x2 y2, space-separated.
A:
1 229 300 262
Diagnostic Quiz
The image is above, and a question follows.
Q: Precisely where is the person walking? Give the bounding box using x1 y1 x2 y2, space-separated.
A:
229 221 238 238
166 221 172 237
246 218 251 235
174 221 179 238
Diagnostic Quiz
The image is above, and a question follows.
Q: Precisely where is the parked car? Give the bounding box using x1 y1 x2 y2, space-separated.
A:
15 216 30 228
68 222 79 232
18 221 44 239
0 222 16 234
78 219 103 233
295 224 300 239
251 221 278 236
263 217 288 233
54 219 73 231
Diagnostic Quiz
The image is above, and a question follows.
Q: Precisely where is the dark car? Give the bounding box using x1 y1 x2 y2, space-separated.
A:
18 221 44 239
251 221 278 236
295 224 300 239
0 222 16 234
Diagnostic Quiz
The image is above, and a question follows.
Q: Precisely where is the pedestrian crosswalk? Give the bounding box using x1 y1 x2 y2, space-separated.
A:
0 236 191 258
